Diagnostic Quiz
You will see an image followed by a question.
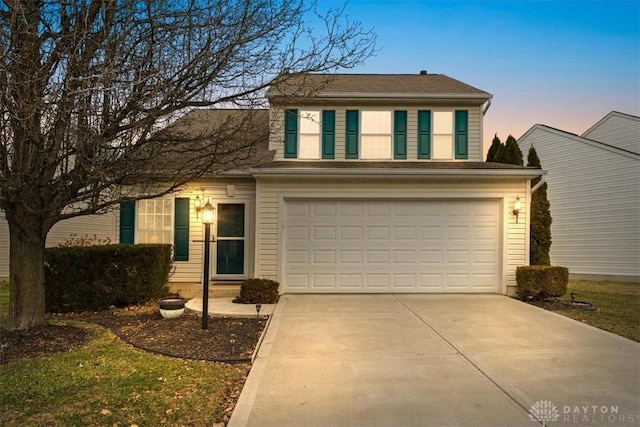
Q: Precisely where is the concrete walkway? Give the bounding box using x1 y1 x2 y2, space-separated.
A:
228 294 640 427
185 297 275 318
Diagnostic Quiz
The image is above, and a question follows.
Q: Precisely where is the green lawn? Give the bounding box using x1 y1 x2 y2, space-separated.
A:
0 280 247 426
555 279 640 342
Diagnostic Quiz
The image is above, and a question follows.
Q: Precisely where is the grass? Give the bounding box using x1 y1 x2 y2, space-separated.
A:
555 279 640 342
0 280 248 426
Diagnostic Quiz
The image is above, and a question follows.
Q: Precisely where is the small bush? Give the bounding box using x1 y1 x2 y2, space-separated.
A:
45 244 172 312
233 278 280 304
516 265 569 300
57 233 112 247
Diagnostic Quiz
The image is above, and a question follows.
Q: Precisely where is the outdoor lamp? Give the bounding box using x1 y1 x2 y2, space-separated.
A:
200 199 215 329
194 195 202 219
513 196 522 223
202 199 215 224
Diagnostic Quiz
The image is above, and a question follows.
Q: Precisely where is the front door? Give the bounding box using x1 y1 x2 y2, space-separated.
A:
215 204 246 277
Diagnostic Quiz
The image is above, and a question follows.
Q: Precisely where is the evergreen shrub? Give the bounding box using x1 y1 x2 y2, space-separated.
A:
516 265 568 300
233 278 280 304
45 244 172 312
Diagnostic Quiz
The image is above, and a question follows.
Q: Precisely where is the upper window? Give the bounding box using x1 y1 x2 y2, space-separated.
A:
137 199 172 244
433 111 453 159
284 109 335 159
361 111 392 159
299 110 321 159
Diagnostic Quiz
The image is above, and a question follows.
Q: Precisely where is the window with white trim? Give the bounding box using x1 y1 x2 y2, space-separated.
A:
299 110 321 159
137 199 172 244
433 111 454 159
361 111 392 159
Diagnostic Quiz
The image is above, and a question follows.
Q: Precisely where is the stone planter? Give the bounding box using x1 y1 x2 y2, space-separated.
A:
158 297 186 319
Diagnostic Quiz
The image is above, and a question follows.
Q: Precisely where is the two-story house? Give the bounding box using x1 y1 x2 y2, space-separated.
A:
1 72 543 295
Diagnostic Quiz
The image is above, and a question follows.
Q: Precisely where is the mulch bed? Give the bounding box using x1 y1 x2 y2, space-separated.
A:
527 298 597 312
1 302 268 364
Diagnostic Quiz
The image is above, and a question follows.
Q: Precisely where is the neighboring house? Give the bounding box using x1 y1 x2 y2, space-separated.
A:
2 72 544 295
518 111 640 282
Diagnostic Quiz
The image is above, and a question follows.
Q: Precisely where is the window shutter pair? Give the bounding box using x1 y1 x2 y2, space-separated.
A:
118 199 190 261
417 110 468 159
284 109 335 159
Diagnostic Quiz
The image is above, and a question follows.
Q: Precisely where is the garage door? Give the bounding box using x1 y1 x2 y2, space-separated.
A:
284 199 499 293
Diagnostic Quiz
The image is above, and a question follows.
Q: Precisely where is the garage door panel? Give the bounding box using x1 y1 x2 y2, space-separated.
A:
393 226 417 240
421 226 443 240
284 199 499 293
339 226 363 240
313 226 336 240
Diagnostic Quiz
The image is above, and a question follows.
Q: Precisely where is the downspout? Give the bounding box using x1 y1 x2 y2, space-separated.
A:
531 175 546 193
482 94 493 116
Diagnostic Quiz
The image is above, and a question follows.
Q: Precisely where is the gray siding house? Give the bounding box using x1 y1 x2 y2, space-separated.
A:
518 111 640 282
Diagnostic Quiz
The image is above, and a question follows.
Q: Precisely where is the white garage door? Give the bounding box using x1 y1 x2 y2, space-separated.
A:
284 199 499 293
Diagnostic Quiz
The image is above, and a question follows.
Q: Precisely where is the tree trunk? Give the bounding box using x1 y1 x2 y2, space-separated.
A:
6 217 48 331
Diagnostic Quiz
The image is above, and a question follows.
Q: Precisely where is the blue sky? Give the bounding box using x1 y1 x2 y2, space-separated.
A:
323 0 640 153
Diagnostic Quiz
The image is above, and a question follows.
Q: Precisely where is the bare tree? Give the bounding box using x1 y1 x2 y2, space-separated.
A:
0 0 375 330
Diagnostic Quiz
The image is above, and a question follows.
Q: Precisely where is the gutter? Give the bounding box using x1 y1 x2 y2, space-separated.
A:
531 175 546 193
250 167 546 179
482 94 493 116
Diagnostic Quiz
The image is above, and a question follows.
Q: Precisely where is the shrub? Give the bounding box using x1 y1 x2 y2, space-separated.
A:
57 233 112 247
516 265 569 300
45 244 172 312
527 146 552 265
233 278 280 304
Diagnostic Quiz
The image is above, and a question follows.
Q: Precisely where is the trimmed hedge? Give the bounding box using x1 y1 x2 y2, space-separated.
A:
233 278 280 304
516 265 569 300
45 244 172 312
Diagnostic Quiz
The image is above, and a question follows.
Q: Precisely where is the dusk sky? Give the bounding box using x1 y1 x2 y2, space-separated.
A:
324 0 640 154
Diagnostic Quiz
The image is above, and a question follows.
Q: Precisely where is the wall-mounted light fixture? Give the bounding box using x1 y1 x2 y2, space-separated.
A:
513 196 522 223
194 195 202 219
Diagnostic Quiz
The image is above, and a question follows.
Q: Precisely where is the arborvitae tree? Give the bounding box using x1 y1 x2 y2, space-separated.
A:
486 134 502 162
502 135 524 165
527 146 552 265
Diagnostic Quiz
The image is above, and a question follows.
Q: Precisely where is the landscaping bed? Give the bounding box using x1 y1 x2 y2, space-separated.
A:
2 301 267 364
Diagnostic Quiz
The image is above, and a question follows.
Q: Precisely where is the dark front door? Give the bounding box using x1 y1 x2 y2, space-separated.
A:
216 204 245 276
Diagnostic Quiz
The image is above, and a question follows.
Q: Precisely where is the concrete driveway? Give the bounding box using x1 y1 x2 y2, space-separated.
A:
228 295 640 427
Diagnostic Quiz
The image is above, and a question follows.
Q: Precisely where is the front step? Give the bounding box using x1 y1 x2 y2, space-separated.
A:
168 282 240 299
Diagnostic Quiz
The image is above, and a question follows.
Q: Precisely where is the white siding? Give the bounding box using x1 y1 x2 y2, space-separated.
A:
255 177 529 295
519 125 640 279
581 112 640 154
143 180 256 283
270 105 484 162
0 212 117 279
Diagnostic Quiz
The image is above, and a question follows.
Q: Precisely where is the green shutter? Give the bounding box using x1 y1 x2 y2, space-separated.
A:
394 110 407 159
345 110 359 159
119 201 135 244
174 198 190 261
455 110 468 159
284 109 298 158
322 110 335 159
417 110 431 159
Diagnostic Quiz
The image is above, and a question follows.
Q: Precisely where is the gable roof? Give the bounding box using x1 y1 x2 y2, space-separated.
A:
580 111 640 154
149 109 273 176
518 124 640 160
267 73 492 104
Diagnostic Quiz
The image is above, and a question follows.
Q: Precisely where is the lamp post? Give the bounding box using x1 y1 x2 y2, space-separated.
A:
201 200 215 330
